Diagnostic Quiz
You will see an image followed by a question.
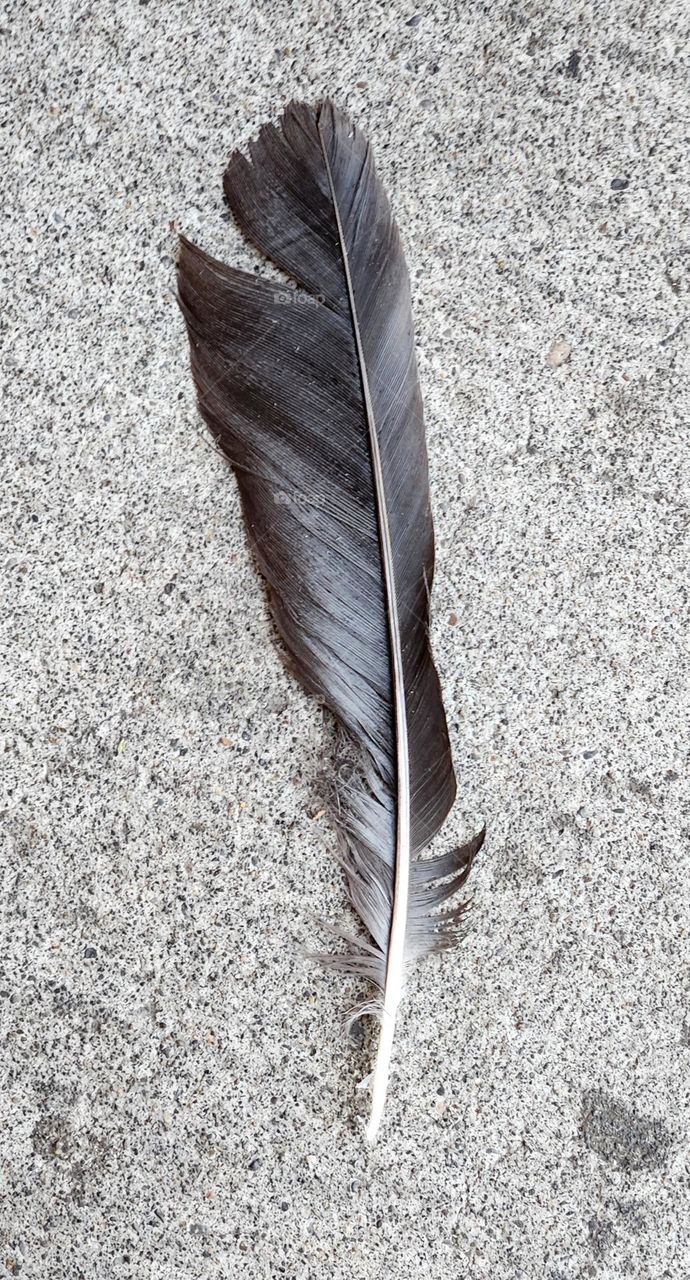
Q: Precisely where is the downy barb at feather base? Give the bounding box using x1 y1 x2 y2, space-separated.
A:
177 99 485 1141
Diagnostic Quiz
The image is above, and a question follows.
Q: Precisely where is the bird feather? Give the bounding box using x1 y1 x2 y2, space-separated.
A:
177 99 485 1140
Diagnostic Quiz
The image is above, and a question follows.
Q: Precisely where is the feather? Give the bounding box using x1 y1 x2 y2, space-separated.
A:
177 99 485 1140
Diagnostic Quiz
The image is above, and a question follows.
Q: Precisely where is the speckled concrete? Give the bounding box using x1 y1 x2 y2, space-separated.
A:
2 2 689 1277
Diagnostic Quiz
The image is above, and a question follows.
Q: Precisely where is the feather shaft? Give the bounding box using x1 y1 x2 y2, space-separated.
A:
318 117 410 1141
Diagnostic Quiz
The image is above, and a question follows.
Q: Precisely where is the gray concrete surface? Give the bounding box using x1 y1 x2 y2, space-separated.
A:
2 2 689 1277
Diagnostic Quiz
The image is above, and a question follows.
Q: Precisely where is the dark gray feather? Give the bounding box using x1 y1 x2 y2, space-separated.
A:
177 99 484 1083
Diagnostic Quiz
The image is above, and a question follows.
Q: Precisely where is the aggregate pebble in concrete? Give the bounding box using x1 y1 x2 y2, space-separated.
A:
2 2 689 1278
